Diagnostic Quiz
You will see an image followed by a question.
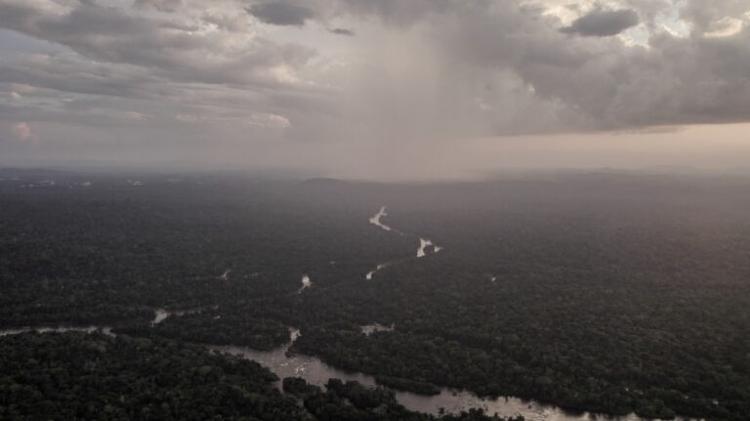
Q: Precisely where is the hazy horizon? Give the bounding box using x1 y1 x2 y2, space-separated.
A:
4 122 750 182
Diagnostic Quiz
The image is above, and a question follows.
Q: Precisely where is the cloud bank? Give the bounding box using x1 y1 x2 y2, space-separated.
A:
0 0 749 177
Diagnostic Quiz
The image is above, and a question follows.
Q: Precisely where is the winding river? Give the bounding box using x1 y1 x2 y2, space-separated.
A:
355 207 675 419
1 315 681 420
211 327 667 421
366 206 443 279
0 208 685 420
369 206 393 232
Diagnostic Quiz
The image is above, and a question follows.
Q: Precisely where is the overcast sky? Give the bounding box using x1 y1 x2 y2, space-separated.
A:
1 0 749 180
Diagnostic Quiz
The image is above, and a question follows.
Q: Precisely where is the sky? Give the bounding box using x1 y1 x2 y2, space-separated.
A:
0 0 749 180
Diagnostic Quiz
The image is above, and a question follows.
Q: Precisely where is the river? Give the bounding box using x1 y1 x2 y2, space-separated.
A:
0 326 114 337
0 206 685 421
298 274 312 293
366 206 443 278
211 327 672 421
369 206 393 232
1 320 682 421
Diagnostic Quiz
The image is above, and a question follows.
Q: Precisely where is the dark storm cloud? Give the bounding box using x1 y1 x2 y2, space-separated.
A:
329 27 355 36
0 1 316 87
2 0 750 134
247 2 316 26
560 8 640 37
1 0 750 176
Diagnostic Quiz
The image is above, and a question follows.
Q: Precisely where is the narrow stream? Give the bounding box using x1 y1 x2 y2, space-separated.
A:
151 306 214 325
365 263 388 280
369 206 392 232
0 326 114 337
366 206 442 278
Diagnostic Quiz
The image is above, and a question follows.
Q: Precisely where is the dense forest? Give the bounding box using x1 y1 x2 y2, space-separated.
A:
1 168 750 419
0 332 519 420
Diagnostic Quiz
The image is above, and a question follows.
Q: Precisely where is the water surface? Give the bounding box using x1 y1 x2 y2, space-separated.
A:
212 329 671 421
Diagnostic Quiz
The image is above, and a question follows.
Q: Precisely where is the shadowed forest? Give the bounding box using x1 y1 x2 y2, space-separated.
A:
1 168 749 420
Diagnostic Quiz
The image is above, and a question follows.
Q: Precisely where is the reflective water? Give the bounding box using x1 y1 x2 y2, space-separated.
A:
298 274 312 293
0 326 114 337
151 306 213 325
211 329 675 420
367 206 443 277
369 206 392 232
0 205 686 421
0 325 683 420
365 263 388 280
152 309 171 325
